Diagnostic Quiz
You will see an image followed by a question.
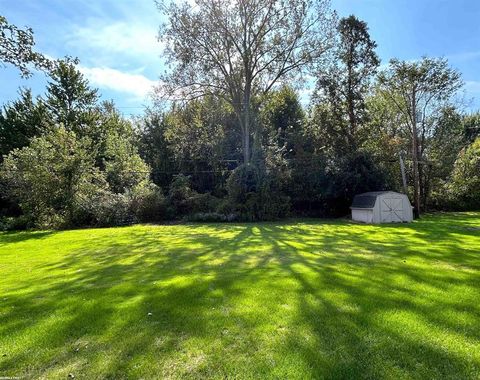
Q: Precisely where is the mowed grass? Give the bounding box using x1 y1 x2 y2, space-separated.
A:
0 213 479 379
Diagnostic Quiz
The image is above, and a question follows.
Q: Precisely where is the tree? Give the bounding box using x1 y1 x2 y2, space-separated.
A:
462 112 480 143
156 0 336 163
0 127 103 228
377 57 463 217
260 86 305 159
163 97 240 192
103 127 151 194
447 137 480 210
422 106 465 207
0 15 51 77
0 88 49 159
137 110 176 189
82 101 152 194
45 57 99 132
315 15 379 152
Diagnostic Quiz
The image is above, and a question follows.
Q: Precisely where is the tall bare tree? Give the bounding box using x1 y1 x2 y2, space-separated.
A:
156 0 336 163
378 57 462 217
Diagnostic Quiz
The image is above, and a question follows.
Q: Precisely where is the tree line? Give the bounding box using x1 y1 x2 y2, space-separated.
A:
0 1 479 230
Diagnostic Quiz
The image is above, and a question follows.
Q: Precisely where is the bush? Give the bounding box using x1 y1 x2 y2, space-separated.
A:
225 164 290 221
88 192 134 227
0 215 30 231
130 183 167 222
184 212 238 223
167 174 220 217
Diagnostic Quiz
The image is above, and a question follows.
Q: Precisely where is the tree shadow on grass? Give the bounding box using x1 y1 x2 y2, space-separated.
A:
0 230 56 247
256 223 480 378
0 215 479 378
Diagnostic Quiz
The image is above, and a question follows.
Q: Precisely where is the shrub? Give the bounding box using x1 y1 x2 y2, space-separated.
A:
184 212 238 223
130 183 167 222
88 192 134 227
0 215 30 231
226 163 290 221
168 174 195 216
168 174 220 217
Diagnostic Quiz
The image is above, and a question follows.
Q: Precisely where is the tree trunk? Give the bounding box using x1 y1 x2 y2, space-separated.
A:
243 81 252 164
243 109 250 164
347 51 356 143
411 89 421 218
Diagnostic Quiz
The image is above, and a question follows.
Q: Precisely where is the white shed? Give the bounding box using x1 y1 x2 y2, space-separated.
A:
350 191 413 224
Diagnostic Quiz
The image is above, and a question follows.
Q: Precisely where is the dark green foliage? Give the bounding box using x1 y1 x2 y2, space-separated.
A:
326 151 389 215
84 192 134 227
0 89 49 159
45 57 99 132
0 61 160 228
260 86 305 159
184 212 237 222
423 107 467 208
0 215 29 231
137 110 175 189
289 154 330 216
315 15 380 152
225 164 290 221
167 174 220 217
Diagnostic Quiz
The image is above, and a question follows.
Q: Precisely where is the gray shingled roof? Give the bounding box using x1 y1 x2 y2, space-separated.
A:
351 191 392 209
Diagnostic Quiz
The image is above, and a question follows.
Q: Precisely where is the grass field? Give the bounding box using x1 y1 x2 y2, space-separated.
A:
0 213 479 379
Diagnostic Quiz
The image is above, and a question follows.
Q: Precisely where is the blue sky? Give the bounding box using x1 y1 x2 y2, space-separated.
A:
1 0 480 116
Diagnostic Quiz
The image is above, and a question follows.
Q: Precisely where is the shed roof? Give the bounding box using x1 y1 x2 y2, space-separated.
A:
351 191 394 209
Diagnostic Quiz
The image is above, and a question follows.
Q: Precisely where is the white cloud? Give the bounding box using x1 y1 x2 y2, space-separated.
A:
67 20 163 65
79 66 157 99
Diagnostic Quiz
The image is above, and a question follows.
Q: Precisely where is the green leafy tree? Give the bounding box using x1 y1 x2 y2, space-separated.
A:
162 97 240 193
0 88 49 159
157 0 336 163
103 130 151 194
165 97 234 168
423 106 466 207
0 15 51 77
447 137 480 210
260 86 305 159
378 57 463 217
462 113 480 143
44 57 99 132
0 127 104 228
316 15 379 152
137 109 175 187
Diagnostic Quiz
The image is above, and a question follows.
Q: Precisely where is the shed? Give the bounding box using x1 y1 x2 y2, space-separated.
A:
350 191 413 224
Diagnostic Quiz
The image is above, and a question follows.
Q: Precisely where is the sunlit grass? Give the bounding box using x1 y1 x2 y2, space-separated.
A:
1 212 479 379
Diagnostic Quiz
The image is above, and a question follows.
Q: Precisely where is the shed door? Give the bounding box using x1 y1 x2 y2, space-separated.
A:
380 197 403 223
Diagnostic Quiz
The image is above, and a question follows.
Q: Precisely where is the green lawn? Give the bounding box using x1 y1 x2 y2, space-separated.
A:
0 213 479 379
